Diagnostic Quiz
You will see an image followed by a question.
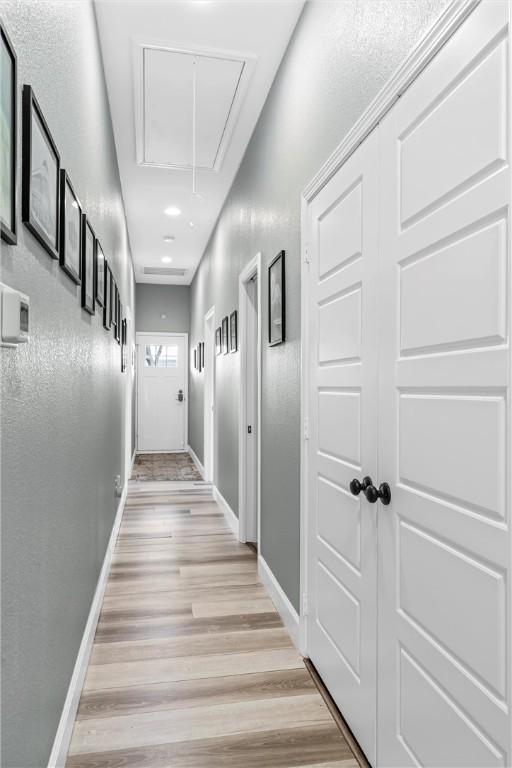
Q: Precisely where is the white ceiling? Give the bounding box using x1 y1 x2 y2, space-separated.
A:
94 0 304 285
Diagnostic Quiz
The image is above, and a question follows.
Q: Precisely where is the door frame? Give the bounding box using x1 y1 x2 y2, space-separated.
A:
203 306 216 482
238 252 262 544
299 0 480 657
135 331 189 452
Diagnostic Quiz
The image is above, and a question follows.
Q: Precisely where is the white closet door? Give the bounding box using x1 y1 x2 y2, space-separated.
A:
378 2 511 766
306 130 379 763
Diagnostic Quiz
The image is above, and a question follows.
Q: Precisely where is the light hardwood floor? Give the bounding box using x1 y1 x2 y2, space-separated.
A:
66 484 358 768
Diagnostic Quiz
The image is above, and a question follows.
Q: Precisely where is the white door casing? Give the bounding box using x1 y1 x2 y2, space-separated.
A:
377 3 511 765
136 332 188 452
306 129 380 764
204 307 215 482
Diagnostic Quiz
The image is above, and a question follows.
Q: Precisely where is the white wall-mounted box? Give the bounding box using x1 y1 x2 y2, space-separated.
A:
1 283 30 347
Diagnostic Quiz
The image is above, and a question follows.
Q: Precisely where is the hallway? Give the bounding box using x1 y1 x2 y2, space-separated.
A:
66 484 357 767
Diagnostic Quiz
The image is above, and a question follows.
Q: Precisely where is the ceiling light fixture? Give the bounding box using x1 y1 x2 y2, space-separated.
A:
161 256 173 264
164 206 181 217
163 235 175 242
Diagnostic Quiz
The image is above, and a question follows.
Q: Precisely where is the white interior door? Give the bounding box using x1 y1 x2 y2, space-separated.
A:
377 2 511 765
137 333 187 452
306 129 379 763
245 275 258 544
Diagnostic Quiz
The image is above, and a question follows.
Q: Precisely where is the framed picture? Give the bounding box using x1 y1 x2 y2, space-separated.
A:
121 318 128 372
22 85 60 259
193 348 197 370
81 214 95 315
95 241 105 307
222 316 229 354
268 250 285 346
112 282 118 337
1 23 17 244
103 264 112 330
116 297 121 344
215 327 222 355
59 170 82 284
199 341 204 372
230 310 237 353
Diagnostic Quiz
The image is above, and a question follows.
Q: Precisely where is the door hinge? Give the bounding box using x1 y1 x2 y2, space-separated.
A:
302 593 308 616
303 417 309 440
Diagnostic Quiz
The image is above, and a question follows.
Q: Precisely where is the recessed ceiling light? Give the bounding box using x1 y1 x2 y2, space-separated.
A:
189 221 195 228
161 256 173 264
164 206 181 217
163 235 175 242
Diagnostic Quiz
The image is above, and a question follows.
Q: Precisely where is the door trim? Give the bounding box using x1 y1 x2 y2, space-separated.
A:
203 305 216 482
135 331 189 452
299 0 481 657
238 253 262 544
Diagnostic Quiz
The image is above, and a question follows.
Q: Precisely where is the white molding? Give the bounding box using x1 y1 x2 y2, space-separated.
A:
213 485 239 538
258 555 300 651
47 485 128 768
299 0 481 662
302 0 480 203
238 252 262 545
187 443 205 479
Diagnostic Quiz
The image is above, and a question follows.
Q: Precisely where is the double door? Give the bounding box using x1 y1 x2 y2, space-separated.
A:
306 2 511 765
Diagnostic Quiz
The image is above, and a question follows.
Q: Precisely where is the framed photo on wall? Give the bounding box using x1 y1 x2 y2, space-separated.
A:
81 214 95 315
230 310 237 353
59 170 82 284
199 341 204 371
103 263 112 329
222 316 229 354
1 23 17 244
95 241 105 307
112 282 118 337
193 348 197 370
121 318 128 372
268 250 285 346
22 85 60 259
116 297 121 344
215 327 222 355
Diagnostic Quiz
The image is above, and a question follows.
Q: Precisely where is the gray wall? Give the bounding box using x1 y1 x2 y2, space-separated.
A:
0 2 135 767
189 0 448 611
136 283 190 334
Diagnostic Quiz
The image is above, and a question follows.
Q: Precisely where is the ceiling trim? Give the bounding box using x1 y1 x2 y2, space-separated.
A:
132 37 257 173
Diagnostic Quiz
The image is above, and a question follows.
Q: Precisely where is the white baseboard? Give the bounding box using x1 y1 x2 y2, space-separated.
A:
213 485 239 538
187 444 205 479
258 555 300 651
47 484 128 768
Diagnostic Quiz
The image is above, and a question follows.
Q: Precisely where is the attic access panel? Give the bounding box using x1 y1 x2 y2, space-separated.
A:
142 46 245 170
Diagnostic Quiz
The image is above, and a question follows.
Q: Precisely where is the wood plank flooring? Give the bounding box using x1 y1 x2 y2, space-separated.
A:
66 484 358 768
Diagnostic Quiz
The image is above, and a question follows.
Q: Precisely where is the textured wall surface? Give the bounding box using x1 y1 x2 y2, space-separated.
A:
189 0 449 611
136 284 190 334
0 2 135 766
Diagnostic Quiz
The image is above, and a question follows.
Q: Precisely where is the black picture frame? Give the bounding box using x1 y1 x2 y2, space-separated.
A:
199 341 204 372
112 281 118 337
95 240 105 307
81 214 95 315
116 296 121 344
193 348 197 370
22 85 60 259
222 316 229 354
121 318 128 372
59 170 82 284
103 263 112 330
1 22 17 245
215 327 222 355
230 310 238 353
268 250 285 346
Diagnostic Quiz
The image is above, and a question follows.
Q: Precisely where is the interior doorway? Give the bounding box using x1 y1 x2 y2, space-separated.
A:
239 254 261 546
203 306 215 482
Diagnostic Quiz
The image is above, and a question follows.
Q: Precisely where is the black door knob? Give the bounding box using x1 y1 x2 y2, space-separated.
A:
364 482 391 506
349 476 373 496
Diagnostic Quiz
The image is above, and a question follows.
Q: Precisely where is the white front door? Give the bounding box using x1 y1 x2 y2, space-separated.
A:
137 333 187 452
378 3 511 766
306 128 379 763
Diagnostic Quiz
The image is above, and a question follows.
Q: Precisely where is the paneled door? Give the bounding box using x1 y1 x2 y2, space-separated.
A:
306 129 379 763
137 333 187 451
377 2 511 765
